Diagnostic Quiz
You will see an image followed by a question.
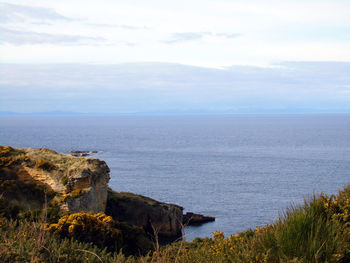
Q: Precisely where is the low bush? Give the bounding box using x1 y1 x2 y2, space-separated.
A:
49 212 153 256
49 212 122 252
0 146 25 157
0 179 55 204
0 146 28 168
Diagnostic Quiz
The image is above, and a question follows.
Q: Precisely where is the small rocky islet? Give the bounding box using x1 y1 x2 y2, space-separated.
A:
0 145 214 248
67 150 99 157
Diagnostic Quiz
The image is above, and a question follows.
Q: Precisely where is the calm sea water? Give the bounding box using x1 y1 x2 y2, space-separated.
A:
0 114 349 240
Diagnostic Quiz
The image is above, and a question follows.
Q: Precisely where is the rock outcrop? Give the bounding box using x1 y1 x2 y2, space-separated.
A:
67 150 99 157
0 145 185 242
0 146 110 213
0 145 214 244
106 189 183 243
183 212 215 225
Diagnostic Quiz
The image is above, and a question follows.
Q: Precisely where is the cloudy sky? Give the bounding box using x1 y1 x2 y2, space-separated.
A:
0 0 349 113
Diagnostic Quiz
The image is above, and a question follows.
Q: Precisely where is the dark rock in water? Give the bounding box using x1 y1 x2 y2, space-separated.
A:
67 150 99 157
183 212 215 226
70 153 86 157
68 150 90 154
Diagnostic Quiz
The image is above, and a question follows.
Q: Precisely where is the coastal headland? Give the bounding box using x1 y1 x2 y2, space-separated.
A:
0 146 214 250
1 145 349 262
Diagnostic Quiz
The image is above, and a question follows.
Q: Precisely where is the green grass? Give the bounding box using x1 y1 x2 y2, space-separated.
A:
153 184 350 263
0 218 128 263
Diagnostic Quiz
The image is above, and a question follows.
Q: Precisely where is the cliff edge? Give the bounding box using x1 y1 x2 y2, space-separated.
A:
0 146 110 213
0 145 186 242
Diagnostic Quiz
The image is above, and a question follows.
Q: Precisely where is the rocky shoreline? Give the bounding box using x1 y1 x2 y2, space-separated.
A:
0 146 214 244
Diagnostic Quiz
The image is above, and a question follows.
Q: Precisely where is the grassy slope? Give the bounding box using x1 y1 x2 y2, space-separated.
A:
1 185 349 262
157 185 350 263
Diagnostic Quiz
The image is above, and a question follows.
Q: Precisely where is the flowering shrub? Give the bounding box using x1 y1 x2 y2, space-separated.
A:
0 146 18 157
49 212 122 251
49 211 153 256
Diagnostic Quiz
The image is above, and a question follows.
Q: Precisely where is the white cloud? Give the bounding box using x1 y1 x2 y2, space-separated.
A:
86 23 150 30
163 32 241 44
0 0 349 67
0 2 71 23
0 27 105 45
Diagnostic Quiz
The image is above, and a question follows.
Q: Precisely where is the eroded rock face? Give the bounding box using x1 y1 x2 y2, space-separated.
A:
64 159 110 212
0 146 110 213
106 189 183 243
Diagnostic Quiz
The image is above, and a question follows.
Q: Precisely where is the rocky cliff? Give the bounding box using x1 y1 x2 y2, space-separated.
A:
106 189 183 243
0 146 110 213
0 145 186 242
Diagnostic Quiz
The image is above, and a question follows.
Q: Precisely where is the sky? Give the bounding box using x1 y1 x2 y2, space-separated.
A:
0 0 349 114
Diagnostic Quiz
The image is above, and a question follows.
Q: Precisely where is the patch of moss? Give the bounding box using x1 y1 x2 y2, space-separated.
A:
70 188 86 197
61 189 87 202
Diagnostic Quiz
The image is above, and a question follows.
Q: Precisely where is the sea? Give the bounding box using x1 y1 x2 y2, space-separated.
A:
0 114 349 240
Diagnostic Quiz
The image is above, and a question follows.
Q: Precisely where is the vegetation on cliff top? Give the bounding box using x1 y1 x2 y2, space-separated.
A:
0 145 101 177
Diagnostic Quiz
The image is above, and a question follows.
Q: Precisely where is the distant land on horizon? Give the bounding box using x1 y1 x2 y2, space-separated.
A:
1 109 349 117
1 62 349 115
